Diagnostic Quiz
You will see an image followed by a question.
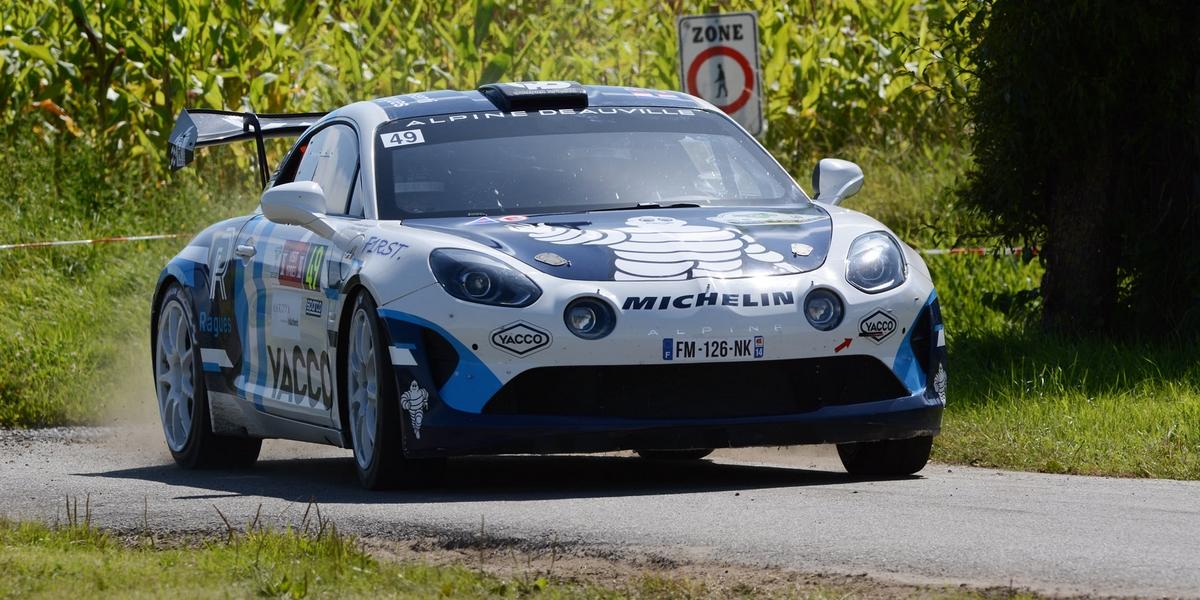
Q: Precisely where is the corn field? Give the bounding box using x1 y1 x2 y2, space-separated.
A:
1 0 973 173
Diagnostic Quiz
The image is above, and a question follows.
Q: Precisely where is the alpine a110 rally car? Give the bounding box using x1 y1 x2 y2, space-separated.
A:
155 81 946 489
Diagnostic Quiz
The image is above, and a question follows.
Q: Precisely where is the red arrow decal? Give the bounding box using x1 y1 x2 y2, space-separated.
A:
834 338 852 353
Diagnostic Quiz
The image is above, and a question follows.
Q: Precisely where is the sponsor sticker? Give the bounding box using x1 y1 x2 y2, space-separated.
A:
207 228 236 301
361 236 407 260
379 129 425 148
706 211 825 226
277 240 327 291
511 215 800 280
663 336 766 361
933 364 947 403
622 291 795 311
399 380 430 439
490 321 552 357
271 292 302 341
267 344 334 408
466 215 525 225
304 298 323 318
399 107 697 129
198 311 232 336
858 309 898 344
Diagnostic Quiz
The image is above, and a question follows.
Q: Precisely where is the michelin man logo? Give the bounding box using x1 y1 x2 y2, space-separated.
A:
399 381 429 439
510 215 800 280
933 364 947 404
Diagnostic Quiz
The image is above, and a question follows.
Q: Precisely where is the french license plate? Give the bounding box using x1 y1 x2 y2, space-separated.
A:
662 336 765 361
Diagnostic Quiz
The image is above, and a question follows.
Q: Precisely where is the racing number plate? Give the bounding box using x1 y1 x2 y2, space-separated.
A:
662 336 765 361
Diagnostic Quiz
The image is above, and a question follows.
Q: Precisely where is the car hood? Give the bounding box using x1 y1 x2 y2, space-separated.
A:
403 205 833 281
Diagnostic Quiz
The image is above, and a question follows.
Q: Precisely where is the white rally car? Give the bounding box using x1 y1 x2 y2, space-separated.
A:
156 81 946 489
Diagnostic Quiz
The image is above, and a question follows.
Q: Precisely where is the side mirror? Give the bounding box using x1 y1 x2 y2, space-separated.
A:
811 158 864 205
261 181 337 240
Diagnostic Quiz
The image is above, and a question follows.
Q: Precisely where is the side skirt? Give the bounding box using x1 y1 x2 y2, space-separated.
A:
208 391 345 447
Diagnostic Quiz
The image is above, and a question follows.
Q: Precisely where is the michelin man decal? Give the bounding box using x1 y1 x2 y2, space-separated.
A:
509 215 803 280
933 364 948 404
399 380 430 439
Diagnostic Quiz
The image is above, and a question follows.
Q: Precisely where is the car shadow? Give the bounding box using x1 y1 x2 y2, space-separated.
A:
82 453 896 504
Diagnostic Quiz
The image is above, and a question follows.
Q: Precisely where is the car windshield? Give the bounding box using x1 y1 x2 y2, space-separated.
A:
373 107 809 219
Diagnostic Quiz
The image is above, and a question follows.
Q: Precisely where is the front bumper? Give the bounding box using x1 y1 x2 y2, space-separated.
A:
377 286 946 458
404 388 942 457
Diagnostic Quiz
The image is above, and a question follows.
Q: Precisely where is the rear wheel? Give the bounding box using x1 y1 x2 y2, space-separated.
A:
837 436 933 477
345 292 444 490
154 283 261 469
635 448 714 461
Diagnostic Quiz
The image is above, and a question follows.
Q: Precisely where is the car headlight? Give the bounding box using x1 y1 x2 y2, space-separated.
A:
846 232 907 293
429 249 541 307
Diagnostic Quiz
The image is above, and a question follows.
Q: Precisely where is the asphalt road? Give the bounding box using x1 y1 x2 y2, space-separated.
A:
2 426 1198 598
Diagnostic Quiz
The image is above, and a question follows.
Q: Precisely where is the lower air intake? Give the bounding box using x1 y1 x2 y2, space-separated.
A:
483 356 909 419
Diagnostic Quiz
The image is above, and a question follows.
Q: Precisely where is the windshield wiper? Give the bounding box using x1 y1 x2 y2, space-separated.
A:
587 202 702 213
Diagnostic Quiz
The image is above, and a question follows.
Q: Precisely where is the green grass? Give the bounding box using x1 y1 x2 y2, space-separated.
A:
0 518 618 599
0 518 1029 599
933 261 1200 478
0 125 258 426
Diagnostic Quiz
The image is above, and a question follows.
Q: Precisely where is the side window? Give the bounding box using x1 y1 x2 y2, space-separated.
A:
292 124 359 215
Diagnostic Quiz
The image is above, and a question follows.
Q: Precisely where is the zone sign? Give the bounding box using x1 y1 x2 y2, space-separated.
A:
676 11 763 136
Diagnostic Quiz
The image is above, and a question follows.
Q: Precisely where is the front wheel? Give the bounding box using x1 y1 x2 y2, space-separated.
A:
344 292 444 490
837 436 933 477
154 283 261 469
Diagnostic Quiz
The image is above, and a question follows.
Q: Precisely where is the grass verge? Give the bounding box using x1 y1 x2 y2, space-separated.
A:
0 517 1039 599
0 124 256 426
924 255 1200 479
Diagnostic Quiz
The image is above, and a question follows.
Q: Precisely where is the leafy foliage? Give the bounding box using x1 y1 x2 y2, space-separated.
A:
1 0 971 174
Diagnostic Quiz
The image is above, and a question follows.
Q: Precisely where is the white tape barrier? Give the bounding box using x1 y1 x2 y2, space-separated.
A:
919 247 1039 256
0 233 188 251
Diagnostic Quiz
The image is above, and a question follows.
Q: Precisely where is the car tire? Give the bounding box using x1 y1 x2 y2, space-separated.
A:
635 448 714 461
154 283 261 469
344 292 445 490
837 435 933 477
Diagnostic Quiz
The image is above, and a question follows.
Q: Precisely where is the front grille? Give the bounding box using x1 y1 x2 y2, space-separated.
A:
483 356 909 419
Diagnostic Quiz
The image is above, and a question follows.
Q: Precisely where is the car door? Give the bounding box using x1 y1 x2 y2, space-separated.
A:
234 122 363 427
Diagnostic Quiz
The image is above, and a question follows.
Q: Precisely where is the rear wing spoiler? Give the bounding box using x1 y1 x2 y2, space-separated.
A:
167 109 326 188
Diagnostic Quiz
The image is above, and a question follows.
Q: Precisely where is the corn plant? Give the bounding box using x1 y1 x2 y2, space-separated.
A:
0 0 973 174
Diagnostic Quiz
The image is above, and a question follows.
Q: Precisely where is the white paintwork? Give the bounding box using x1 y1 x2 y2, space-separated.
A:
199 348 233 368
389 346 418 366
813 158 865 205
260 181 338 239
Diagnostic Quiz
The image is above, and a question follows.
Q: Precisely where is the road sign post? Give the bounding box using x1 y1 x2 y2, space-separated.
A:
676 11 763 136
